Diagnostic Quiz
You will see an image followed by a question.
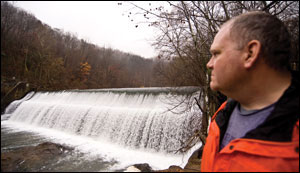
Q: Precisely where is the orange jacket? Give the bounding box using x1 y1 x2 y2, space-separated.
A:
201 77 299 172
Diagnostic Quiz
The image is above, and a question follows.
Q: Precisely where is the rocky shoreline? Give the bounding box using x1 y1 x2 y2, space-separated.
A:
156 148 201 172
124 149 201 172
1 142 201 172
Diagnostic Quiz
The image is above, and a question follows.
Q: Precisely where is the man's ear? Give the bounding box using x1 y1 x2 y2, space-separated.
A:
244 40 261 69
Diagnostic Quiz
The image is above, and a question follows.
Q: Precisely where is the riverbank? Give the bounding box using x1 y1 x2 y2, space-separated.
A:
157 149 201 172
1 141 201 172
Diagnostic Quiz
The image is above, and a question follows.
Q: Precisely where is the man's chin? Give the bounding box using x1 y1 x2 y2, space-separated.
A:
210 83 218 91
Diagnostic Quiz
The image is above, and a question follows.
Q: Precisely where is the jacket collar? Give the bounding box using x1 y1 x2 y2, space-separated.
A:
216 72 299 143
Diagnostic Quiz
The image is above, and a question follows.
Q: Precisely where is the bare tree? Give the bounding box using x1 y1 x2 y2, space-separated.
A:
123 1 299 150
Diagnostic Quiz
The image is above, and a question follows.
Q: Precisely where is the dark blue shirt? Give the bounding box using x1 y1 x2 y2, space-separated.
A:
220 102 276 150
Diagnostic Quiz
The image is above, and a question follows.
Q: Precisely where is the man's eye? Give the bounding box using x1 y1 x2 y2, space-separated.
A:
215 52 221 56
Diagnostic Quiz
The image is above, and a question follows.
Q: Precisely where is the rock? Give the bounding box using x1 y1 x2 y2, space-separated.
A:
35 142 73 155
124 163 153 172
124 166 141 172
155 148 202 172
133 163 153 172
1 142 74 172
157 165 184 172
183 148 201 171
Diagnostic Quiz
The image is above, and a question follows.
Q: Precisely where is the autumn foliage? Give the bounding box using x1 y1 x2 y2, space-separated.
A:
1 2 169 93
1 2 176 112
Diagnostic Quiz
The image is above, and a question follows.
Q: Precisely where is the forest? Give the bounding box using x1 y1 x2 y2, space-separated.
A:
0 1 178 112
1 1 172 90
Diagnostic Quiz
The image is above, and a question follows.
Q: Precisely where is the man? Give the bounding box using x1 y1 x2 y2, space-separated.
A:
201 11 299 172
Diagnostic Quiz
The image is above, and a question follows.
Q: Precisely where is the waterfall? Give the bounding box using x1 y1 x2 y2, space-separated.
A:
1 87 202 170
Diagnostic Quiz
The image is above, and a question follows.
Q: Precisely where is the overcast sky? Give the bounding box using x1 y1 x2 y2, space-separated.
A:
14 1 171 59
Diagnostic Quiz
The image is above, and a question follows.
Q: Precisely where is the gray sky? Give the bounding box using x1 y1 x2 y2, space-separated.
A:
14 1 170 59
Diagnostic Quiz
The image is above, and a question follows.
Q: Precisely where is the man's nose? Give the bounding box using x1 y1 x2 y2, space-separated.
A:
207 58 213 69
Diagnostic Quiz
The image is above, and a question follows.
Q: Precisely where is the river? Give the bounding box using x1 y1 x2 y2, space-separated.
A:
1 87 202 171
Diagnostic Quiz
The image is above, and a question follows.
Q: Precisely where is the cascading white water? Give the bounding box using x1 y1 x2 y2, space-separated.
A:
1 87 202 170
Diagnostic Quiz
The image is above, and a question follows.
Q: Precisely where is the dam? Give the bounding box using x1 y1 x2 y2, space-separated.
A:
1 87 202 171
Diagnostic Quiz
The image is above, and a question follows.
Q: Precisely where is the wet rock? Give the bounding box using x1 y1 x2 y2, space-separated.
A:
157 165 184 172
124 163 153 172
1 142 74 172
155 149 201 172
124 166 142 172
133 163 153 172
